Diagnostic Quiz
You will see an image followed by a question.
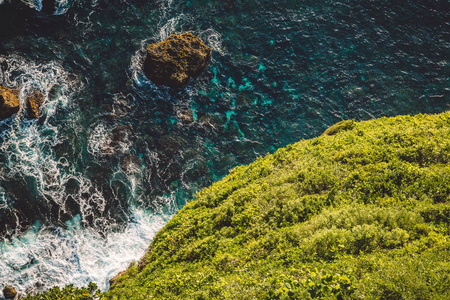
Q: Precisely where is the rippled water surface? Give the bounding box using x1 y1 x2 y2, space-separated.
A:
0 0 449 294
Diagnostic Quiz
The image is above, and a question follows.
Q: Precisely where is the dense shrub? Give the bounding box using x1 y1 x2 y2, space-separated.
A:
26 112 450 299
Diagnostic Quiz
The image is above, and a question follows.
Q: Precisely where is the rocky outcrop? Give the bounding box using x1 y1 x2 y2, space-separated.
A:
0 86 45 119
143 33 211 88
27 90 45 118
2 286 17 299
0 86 20 119
108 270 127 288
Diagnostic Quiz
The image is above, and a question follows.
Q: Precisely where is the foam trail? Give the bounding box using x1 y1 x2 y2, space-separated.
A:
158 14 189 41
0 55 95 223
0 208 173 294
199 28 227 57
27 0 70 14
54 0 70 15
0 54 180 295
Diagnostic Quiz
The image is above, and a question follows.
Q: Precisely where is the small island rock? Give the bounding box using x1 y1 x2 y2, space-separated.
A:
2 286 17 299
143 33 211 88
0 86 20 119
27 90 45 118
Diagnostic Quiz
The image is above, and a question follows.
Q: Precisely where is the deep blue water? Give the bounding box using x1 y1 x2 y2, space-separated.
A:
0 0 449 294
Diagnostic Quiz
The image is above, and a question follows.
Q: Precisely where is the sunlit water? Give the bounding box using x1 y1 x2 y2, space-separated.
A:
0 0 449 295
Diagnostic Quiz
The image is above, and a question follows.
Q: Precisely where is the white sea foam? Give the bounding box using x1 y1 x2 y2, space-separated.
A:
0 55 87 217
28 0 70 14
87 122 133 159
0 208 173 294
87 123 115 157
0 54 180 295
54 0 70 15
199 28 227 57
158 14 190 41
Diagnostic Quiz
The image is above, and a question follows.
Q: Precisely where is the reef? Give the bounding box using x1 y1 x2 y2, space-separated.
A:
143 33 211 88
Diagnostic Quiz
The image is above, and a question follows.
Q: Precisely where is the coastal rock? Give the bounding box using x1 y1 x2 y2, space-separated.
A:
143 33 211 88
26 90 45 118
109 270 127 289
2 286 17 299
0 87 45 119
0 86 20 119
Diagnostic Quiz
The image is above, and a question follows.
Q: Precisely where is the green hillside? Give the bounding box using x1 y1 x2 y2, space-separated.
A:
28 113 450 299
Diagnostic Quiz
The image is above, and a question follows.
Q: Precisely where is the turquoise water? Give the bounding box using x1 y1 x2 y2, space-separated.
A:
0 0 449 294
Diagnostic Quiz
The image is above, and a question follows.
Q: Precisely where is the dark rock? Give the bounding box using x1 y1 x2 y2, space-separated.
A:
3 286 17 299
41 0 56 14
0 86 20 119
26 90 45 118
143 33 212 88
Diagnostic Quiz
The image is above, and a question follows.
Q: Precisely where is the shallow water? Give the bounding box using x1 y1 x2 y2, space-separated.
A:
0 0 449 294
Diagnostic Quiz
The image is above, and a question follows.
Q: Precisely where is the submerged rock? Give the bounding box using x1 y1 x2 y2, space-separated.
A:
121 155 140 174
0 86 20 119
143 33 211 88
2 286 17 299
27 90 45 118
41 0 56 14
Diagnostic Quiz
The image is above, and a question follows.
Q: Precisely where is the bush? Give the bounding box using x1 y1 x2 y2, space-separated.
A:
29 112 450 299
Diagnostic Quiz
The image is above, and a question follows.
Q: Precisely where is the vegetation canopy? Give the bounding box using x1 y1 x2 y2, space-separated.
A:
26 112 450 299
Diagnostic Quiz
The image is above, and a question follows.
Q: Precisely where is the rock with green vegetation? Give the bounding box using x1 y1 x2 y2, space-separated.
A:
0 86 20 119
143 33 212 88
25 112 450 299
